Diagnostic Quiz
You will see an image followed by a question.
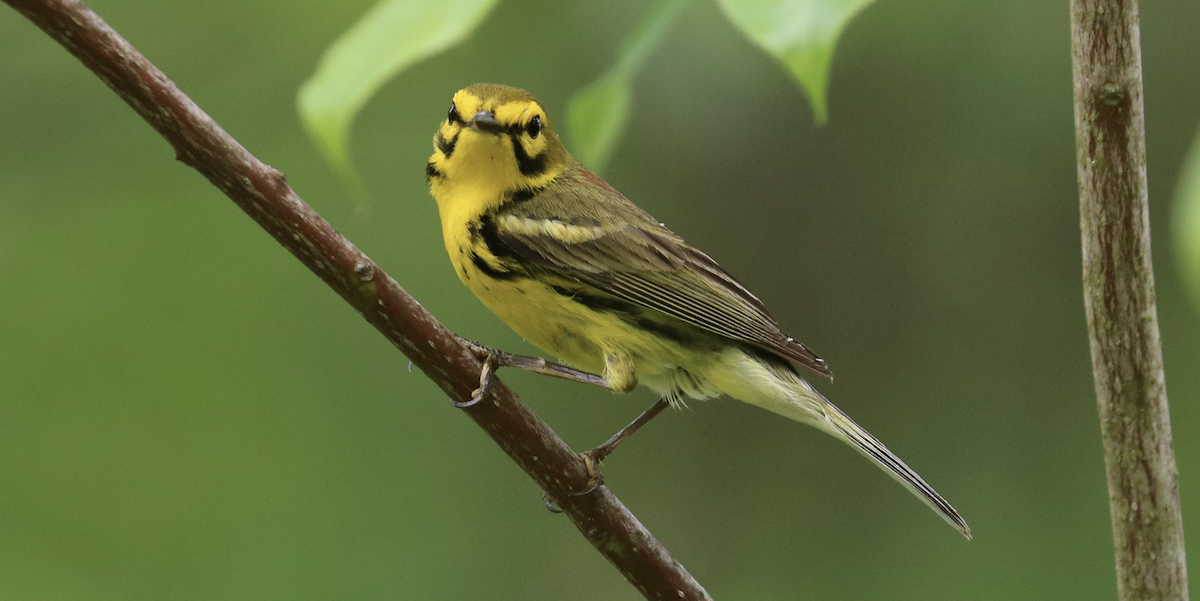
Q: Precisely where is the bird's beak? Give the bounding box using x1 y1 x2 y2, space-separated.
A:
469 111 505 135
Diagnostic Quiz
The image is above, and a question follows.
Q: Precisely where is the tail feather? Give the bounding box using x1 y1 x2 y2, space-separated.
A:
706 349 971 539
815 390 972 539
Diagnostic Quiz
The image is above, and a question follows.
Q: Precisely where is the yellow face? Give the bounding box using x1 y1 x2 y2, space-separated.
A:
428 84 569 201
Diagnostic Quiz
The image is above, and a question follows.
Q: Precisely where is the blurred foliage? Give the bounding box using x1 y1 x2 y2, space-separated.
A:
565 0 692 173
298 0 499 199
715 0 874 124
2 0 1199 600
300 0 859 184
1175 124 1200 312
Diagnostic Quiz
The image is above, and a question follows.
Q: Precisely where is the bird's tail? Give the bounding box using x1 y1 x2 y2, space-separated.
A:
707 349 972 539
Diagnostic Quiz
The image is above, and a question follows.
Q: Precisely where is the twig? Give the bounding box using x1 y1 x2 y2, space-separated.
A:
2 0 711 598
1070 1 1189 599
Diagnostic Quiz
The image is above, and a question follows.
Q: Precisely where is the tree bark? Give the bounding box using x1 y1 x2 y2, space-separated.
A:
2 0 712 598
1070 1 1188 599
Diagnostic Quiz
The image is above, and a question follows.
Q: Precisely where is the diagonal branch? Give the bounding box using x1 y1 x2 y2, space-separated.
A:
1070 1 1188 599
2 0 711 598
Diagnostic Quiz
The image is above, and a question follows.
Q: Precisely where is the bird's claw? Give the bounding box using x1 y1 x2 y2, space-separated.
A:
451 387 484 409
571 451 604 497
453 343 497 409
542 491 564 513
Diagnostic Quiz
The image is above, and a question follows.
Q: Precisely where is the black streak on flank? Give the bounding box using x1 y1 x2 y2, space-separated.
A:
469 216 523 281
470 251 521 281
509 188 537 204
508 132 545 177
426 162 444 181
435 131 457 158
550 285 698 346
552 285 627 312
633 317 696 346
477 215 523 262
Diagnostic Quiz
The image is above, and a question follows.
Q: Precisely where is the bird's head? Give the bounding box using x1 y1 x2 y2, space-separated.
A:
428 84 571 194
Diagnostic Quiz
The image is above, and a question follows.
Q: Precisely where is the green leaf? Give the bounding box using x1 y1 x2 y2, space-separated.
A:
566 76 632 174
565 0 692 173
297 0 499 198
716 0 874 123
1173 123 1200 313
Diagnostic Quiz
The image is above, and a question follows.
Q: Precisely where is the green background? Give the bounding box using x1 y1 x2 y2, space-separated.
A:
2 0 1198 599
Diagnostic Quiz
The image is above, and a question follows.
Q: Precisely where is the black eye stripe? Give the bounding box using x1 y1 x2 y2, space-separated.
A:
500 115 543 136
507 131 546 177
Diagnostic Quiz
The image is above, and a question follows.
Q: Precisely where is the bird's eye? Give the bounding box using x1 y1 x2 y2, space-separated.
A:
526 115 541 139
447 102 459 124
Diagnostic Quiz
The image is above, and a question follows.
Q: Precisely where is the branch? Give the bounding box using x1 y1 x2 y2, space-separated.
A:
1070 1 1189 599
2 0 711 598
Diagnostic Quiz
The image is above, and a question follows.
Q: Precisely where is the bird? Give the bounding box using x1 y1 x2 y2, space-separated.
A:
425 83 970 539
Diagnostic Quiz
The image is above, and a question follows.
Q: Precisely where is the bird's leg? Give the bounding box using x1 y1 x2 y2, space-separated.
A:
458 338 608 398
457 339 667 496
574 398 672 495
584 398 671 464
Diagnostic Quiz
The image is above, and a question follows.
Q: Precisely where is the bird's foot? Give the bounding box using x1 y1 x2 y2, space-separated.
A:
452 341 498 408
542 491 564 513
571 450 605 496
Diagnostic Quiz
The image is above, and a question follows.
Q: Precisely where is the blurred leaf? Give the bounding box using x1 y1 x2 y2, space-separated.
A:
297 0 499 199
565 0 692 173
566 75 632 174
715 0 874 123
1173 123 1200 312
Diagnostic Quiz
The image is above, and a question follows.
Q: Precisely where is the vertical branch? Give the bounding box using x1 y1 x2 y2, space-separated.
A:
1070 1 1189 600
